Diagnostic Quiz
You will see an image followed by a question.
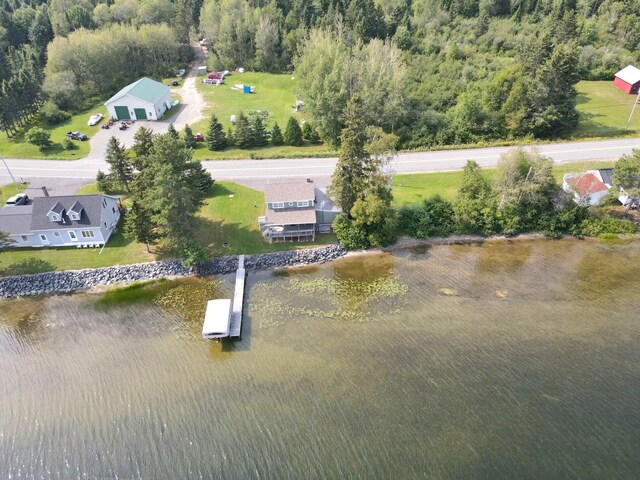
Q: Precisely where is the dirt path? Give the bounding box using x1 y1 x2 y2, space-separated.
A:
85 45 207 161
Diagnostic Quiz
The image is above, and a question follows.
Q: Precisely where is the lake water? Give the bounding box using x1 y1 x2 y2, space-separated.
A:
1 240 639 479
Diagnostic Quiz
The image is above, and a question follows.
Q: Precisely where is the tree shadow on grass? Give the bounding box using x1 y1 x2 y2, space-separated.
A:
0 257 56 276
576 111 629 136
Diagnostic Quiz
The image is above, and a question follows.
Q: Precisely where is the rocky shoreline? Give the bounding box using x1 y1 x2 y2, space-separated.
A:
0 244 347 298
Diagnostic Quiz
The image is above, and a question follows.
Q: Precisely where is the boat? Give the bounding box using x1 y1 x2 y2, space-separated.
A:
202 299 232 339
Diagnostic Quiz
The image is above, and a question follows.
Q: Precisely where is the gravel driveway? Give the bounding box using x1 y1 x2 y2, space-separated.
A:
86 46 207 161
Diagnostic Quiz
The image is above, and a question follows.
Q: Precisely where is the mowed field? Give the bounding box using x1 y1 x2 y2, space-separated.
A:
0 102 108 160
576 80 640 136
189 72 334 160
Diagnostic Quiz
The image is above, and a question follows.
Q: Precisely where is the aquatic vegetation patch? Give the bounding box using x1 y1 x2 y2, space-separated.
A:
154 278 225 321
94 279 173 308
436 286 459 296
249 276 408 325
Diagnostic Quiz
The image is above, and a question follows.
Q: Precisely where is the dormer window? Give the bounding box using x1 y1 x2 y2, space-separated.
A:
69 200 84 221
272 202 284 209
47 201 65 223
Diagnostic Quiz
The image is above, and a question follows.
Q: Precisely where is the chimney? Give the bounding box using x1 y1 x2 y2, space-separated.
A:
41 186 49 197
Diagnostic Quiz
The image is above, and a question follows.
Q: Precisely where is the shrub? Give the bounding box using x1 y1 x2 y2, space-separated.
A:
180 240 210 267
62 138 78 150
40 100 71 125
580 216 638 237
25 127 52 151
332 214 370 249
398 195 455 238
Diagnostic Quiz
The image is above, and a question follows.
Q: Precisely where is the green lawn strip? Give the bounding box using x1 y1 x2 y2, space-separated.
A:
575 81 640 136
0 102 108 160
191 143 335 160
392 160 617 204
0 182 27 204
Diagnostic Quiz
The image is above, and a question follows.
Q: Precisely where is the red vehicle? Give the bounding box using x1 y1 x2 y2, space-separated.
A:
194 133 204 142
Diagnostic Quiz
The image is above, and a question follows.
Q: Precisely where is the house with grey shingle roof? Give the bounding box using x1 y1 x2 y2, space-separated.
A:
258 179 341 243
0 194 121 248
105 77 173 121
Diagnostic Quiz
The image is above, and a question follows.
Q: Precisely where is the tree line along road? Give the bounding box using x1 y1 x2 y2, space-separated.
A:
1 137 639 184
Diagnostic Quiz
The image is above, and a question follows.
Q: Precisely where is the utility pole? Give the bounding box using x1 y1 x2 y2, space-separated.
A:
0 153 19 190
625 89 640 130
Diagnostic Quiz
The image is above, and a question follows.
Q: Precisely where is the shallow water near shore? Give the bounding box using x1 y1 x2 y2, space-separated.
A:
1 239 639 479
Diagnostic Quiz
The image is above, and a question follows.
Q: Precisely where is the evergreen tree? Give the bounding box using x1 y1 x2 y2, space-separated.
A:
123 200 155 253
226 126 236 147
284 117 303 146
0 230 15 249
167 123 179 140
234 112 254 149
105 136 133 192
183 123 196 149
302 122 321 144
271 122 283 146
96 169 113 193
132 127 154 158
251 115 268 147
206 114 227 151
328 97 369 217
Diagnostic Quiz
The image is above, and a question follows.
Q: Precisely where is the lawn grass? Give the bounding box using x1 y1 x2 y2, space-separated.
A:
576 81 640 136
392 160 617 204
0 102 109 160
0 182 27 204
190 71 333 160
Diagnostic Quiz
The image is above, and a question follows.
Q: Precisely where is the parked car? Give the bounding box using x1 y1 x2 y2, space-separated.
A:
171 100 180 108
87 113 103 126
171 80 179 86
119 122 127 130
195 133 204 142
66 131 88 141
6 193 29 206
177 69 186 77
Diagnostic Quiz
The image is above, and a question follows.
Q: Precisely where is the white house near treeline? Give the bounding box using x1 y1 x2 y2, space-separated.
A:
104 77 173 121
0 194 121 248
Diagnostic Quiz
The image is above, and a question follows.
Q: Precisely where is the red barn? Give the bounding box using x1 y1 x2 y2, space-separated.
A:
614 65 640 94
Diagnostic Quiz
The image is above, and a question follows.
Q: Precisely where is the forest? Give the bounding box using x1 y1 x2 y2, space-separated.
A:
2 0 640 148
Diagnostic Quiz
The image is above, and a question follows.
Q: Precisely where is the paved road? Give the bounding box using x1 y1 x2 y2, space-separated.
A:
2 137 639 185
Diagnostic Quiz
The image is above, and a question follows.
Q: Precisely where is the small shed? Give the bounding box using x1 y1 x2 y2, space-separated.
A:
614 65 640 94
104 77 172 121
197 66 207 75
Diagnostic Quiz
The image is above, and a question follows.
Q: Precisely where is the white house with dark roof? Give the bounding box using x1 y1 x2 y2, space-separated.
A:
105 77 173 121
258 179 341 242
0 194 121 248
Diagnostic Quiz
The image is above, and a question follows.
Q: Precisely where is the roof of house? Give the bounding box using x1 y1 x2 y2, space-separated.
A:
48 201 65 215
30 195 113 231
598 168 614 186
565 173 609 197
265 208 317 226
0 205 34 235
615 65 640 85
69 200 84 214
315 188 341 212
264 180 315 203
105 77 170 106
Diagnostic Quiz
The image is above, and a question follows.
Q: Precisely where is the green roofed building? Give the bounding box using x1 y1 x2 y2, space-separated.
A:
104 77 173 121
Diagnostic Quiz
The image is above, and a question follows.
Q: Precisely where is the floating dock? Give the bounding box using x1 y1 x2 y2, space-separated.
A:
229 255 245 338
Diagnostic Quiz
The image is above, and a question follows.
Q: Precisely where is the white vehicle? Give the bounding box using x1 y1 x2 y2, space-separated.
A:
202 299 232 339
87 113 103 126
171 100 180 108
177 69 186 77
6 193 29 206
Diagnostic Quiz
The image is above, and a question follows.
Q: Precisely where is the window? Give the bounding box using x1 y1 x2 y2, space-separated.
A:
102 199 107 208
112 207 116 213
39 234 47 241
104 222 107 227
21 235 27 242
54 232 60 237
69 231 77 241
81 231 95 238
272 202 284 209
51 214 59 221
298 200 309 207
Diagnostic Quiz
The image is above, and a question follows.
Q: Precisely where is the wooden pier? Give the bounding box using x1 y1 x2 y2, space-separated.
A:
229 254 245 338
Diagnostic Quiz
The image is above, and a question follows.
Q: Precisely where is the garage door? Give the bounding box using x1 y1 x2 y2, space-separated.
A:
133 108 147 120
114 106 130 120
